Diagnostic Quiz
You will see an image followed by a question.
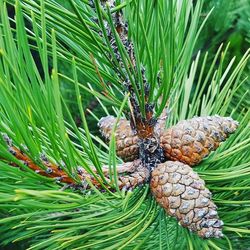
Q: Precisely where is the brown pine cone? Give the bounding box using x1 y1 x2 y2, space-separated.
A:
117 160 150 190
99 115 238 165
98 115 166 162
150 161 224 238
160 115 239 166
98 116 139 161
78 159 149 190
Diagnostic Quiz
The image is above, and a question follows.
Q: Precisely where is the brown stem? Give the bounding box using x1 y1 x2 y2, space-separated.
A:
5 145 149 191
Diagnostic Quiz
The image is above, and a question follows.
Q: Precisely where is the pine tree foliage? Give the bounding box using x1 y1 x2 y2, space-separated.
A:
0 0 249 249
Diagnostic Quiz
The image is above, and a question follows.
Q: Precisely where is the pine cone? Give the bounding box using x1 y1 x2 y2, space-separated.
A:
78 159 149 190
98 116 139 161
160 115 239 166
99 115 238 164
117 160 150 190
150 161 223 238
98 115 166 162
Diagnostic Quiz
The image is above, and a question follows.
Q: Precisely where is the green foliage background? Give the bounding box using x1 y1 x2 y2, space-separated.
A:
0 0 249 249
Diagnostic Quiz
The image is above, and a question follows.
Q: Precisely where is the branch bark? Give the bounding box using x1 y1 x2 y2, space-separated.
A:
3 143 149 191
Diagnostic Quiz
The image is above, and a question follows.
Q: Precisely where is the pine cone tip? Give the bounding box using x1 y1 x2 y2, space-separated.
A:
98 115 116 139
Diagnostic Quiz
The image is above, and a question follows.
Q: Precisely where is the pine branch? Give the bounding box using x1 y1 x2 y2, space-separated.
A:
0 0 249 248
2 134 149 191
95 1 169 174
